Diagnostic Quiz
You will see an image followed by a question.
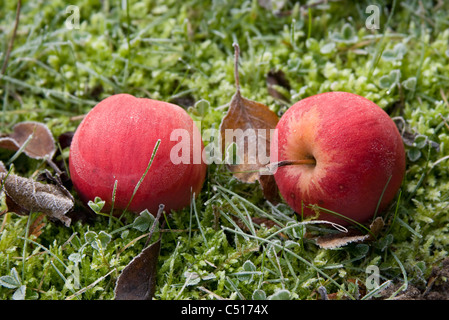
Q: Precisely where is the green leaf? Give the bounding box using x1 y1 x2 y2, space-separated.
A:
121 230 129 239
389 69 401 84
98 231 112 249
133 209 158 232
414 135 428 149
320 42 336 54
84 231 97 244
183 271 214 286
381 50 397 61
88 197 106 213
12 285 26 300
351 244 370 259
379 69 401 89
235 260 258 281
407 148 421 162
268 289 291 300
342 23 355 40
331 23 358 44
243 260 256 272
376 234 394 252
0 268 21 289
224 277 240 292
252 289 267 300
379 75 392 89
84 230 111 251
382 43 407 61
194 99 210 117
287 57 301 71
68 252 83 264
402 77 417 91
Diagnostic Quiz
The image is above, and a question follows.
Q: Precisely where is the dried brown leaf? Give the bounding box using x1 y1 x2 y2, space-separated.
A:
0 121 56 160
0 171 73 226
315 217 385 249
316 233 370 249
114 205 164 300
220 91 279 182
114 238 161 300
219 44 280 203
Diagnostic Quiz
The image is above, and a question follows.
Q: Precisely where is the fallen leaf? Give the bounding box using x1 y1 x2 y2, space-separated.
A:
0 121 56 160
316 233 370 249
219 43 280 203
114 204 164 300
0 170 73 227
114 238 161 300
220 92 279 182
315 217 385 249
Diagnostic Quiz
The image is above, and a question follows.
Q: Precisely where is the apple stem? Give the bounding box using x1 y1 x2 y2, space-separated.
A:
277 159 316 166
267 159 316 173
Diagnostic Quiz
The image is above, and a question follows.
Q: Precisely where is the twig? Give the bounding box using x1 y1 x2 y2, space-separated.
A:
1 0 22 75
232 42 240 92
144 204 164 247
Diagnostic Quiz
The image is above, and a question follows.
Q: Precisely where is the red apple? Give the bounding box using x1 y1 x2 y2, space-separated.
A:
69 94 207 215
270 92 405 226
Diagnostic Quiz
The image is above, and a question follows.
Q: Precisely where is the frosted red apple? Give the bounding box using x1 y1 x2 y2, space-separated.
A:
270 92 405 226
69 94 207 215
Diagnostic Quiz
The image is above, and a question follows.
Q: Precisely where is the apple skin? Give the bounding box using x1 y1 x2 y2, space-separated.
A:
69 93 207 215
270 91 405 226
